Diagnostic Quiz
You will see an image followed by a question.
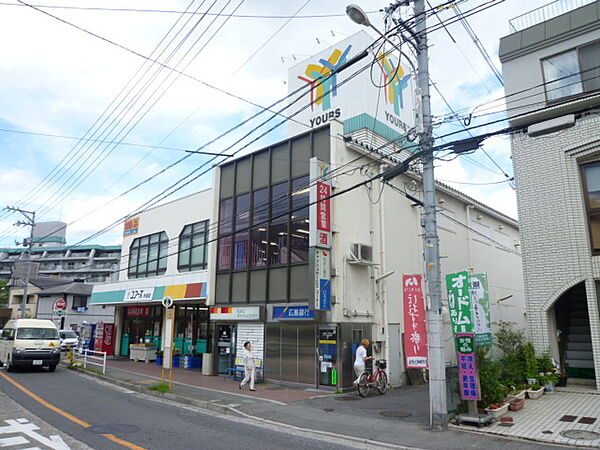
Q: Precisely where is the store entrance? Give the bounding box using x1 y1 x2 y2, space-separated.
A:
121 305 163 356
174 305 209 356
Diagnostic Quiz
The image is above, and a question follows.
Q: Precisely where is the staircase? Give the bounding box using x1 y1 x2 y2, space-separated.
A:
564 290 595 380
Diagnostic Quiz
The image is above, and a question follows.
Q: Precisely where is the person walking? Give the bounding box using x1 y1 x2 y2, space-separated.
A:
353 338 373 385
239 341 257 391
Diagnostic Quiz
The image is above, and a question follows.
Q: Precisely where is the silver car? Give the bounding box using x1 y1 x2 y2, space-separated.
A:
59 330 79 350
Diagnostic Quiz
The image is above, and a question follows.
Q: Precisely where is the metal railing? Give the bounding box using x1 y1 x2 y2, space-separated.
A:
509 0 597 32
72 348 107 374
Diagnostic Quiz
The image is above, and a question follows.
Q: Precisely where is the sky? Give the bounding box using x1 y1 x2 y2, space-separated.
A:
0 0 554 247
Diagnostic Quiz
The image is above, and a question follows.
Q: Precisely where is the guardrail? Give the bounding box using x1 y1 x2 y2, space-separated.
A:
71 348 107 374
509 0 596 33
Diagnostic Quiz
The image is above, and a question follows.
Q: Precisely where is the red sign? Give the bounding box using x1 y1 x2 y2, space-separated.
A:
53 298 67 311
316 182 331 232
127 305 151 318
403 275 429 368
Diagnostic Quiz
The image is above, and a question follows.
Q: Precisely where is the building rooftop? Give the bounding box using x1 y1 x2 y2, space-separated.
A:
0 244 121 254
508 0 597 33
37 281 93 296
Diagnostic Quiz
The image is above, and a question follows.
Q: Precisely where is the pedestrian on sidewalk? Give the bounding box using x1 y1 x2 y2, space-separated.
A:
353 339 373 386
239 341 257 392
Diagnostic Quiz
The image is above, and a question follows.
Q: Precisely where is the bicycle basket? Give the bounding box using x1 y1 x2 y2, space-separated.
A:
376 360 387 369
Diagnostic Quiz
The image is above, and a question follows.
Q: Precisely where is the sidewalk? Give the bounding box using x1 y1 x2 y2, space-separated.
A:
78 359 565 449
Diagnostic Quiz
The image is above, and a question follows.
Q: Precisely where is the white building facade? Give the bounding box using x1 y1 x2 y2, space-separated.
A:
499 1 600 388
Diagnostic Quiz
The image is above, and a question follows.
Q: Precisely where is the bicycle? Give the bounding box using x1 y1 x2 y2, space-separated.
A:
357 359 388 398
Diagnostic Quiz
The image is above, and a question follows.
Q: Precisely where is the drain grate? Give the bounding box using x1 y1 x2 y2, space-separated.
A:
379 411 412 418
560 430 600 440
334 396 361 401
323 408 334 412
578 417 597 425
542 430 553 434
559 415 577 422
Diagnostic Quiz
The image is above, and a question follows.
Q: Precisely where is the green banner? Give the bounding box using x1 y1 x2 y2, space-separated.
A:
446 271 473 335
471 273 493 347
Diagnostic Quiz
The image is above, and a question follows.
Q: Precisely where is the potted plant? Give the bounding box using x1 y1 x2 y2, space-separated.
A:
508 397 525 411
523 343 539 385
541 373 559 392
526 383 544 399
557 372 568 387
507 384 527 400
485 402 509 419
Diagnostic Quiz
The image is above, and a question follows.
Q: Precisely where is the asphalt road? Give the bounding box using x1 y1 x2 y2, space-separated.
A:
0 366 370 450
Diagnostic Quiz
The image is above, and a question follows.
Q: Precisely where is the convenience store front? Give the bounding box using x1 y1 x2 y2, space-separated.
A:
90 277 209 358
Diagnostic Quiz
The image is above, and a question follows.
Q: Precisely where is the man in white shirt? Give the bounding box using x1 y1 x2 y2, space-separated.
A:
353 338 373 385
239 341 257 391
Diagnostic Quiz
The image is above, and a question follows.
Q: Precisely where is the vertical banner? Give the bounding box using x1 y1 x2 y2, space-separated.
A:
314 249 331 310
456 333 481 400
309 157 332 249
163 308 175 370
470 273 492 347
402 274 429 368
446 270 473 335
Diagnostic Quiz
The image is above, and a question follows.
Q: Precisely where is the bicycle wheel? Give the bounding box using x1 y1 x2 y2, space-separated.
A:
357 372 370 398
376 371 388 394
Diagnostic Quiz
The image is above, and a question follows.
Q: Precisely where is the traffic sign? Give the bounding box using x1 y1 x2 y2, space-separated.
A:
162 296 173 308
54 298 67 311
55 310 67 317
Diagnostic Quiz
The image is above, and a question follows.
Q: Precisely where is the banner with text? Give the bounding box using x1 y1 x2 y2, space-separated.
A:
402 274 429 368
470 273 492 347
446 270 473 336
309 157 332 249
456 333 481 400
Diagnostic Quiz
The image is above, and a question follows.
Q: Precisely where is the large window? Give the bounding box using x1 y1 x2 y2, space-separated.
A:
128 232 169 278
72 295 88 310
583 162 600 254
543 41 600 102
178 220 208 272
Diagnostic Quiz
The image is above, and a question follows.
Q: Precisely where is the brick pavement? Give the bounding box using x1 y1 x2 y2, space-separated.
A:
105 358 329 404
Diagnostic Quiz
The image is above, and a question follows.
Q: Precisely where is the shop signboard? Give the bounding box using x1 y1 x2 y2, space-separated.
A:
402 274 428 368
124 288 154 302
313 248 331 310
272 306 315 320
446 270 473 336
470 273 492 347
123 217 140 237
456 333 481 401
309 157 332 249
127 305 152 318
210 306 261 321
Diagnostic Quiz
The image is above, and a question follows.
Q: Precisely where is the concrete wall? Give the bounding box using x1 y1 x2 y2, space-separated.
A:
119 189 214 280
328 120 526 385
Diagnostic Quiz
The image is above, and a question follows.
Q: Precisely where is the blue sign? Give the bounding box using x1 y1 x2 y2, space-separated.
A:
319 279 331 310
273 306 315 320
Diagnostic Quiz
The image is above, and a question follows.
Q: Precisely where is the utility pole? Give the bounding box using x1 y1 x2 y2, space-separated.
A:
413 0 447 429
5 206 36 319
346 0 447 428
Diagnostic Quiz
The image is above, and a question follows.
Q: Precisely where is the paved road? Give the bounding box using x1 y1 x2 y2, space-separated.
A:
0 366 377 450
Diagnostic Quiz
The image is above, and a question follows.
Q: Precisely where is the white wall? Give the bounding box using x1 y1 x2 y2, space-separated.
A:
119 189 214 280
36 294 115 329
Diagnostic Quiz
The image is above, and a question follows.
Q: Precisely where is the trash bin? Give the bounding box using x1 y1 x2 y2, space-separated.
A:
121 334 130 357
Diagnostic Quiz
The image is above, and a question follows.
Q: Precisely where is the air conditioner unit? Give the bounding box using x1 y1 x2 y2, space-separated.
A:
349 243 374 265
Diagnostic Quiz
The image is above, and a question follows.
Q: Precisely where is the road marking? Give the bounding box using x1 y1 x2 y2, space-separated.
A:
0 419 69 449
0 435 30 446
101 434 146 450
0 372 91 428
0 372 147 450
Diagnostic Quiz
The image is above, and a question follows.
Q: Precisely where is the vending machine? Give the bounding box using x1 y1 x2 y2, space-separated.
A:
94 323 116 355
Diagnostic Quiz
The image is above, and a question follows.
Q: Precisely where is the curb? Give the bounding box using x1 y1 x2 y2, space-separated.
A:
66 365 414 449
65 365 234 416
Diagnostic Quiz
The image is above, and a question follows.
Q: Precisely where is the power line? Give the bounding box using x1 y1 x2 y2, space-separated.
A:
0 2 379 19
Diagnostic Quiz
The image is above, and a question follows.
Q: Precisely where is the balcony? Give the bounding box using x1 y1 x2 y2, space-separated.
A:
509 0 597 32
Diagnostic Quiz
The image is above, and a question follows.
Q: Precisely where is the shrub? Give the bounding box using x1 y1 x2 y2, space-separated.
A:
476 347 508 407
495 321 524 356
522 342 539 379
537 352 554 373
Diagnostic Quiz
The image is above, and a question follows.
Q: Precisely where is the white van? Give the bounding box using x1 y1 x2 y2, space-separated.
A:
0 319 61 372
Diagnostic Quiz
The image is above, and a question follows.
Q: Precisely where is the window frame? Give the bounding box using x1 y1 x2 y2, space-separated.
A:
178 220 209 272
128 231 169 279
72 295 88 310
581 161 600 255
541 40 600 105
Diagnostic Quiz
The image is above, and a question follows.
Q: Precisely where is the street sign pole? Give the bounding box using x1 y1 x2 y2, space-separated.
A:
161 297 175 388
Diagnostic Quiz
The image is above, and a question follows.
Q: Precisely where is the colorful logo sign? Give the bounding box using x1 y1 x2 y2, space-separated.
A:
123 217 140 237
298 45 352 111
273 306 315 320
377 53 412 116
403 275 429 368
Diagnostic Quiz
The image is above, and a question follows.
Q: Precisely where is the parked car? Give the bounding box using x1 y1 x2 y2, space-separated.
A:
0 319 61 372
59 330 79 350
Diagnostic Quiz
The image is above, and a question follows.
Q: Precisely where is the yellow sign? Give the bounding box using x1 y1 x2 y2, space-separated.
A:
123 217 140 237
